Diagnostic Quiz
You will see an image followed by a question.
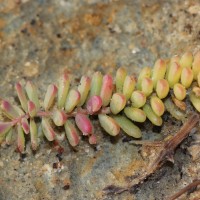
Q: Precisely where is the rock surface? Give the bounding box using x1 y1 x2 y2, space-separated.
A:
0 0 200 200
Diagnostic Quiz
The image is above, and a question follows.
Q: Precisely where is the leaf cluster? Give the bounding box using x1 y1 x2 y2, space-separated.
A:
0 51 200 153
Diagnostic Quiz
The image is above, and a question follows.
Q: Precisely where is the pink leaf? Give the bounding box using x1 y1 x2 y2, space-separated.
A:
89 134 97 144
100 75 113 106
1 100 19 119
28 100 37 118
0 122 13 135
21 118 30 134
75 113 93 136
86 95 102 114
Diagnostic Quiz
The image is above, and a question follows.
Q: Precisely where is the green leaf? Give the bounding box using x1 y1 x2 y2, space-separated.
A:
64 120 80 147
98 114 120 136
43 84 58 110
143 104 163 126
78 76 91 106
124 107 146 123
113 115 142 138
89 71 102 97
110 93 126 114
17 124 25 153
30 119 38 150
115 67 127 93
65 89 80 113
15 82 28 112
41 118 56 141
57 73 70 109
25 81 40 110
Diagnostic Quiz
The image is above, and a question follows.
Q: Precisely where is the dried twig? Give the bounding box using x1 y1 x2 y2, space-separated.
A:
103 113 200 196
168 179 200 200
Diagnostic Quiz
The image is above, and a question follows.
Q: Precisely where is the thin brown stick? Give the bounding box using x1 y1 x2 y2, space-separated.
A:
168 180 200 200
103 113 200 196
130 140 164 147
147 113 199 174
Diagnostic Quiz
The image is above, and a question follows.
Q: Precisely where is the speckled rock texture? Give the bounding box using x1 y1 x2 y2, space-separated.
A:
0 0 200 200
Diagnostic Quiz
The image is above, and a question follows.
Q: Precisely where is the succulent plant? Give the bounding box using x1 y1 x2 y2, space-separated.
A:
0 51 200 153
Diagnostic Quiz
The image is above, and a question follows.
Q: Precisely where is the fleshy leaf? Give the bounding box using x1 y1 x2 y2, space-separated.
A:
5 128 13 145
180 52 193 68
198 72 200 87
181 68 194 88
25 81 40 110
131 91 146 108
123 75 136 100
164 98 185 120
141 77 153 97
113 115 142 138
167 62 182 88
52 109 67 126
89 71 103 97
192 51 200 80
172 97 186 111
152 59 166 88
136 67 151 90
110 93 126 114
0 121 13 136
124 107 146 123
86 95 102 114
28 100 37 118
89 134 97 144
14 106 25 116
21 117 30 134
78 76 91 106
15 82 28 111
43 84 58 110
57 73 70 109
30 119 38 150
17 124 25 153
100 75 113 107
1 100 19 119
65 89 80 113
41 118 56 141
190 92 200 112
192 86 200 97
115 67 127 93
75 113 93 135
98 114 120 136
64 120 80 147
156 79 169 99
150 96 165 117
143 104 163 126
173 83 186 101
